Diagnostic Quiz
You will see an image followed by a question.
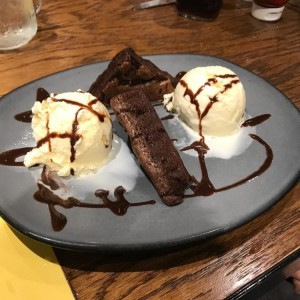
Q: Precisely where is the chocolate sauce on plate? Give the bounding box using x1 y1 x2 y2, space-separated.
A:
14 88 50 123
14 110 32 123
175 71 187 80
34 167 155 231
36 87 50 102
242 114 271 127
161 114 174 121
0 86 274 232
182 134 273 197
0 147 33 166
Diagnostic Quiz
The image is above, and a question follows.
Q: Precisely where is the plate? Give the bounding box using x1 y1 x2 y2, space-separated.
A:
0 54 299 252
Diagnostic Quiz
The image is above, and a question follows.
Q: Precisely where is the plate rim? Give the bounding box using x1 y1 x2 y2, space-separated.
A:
0 53 299 253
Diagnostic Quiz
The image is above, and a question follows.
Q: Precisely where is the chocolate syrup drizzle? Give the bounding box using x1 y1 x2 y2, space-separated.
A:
17 89 110 176
242 114 271 127
0 88 156 231
14 88 50 123
175 71 187 80
0 86 274 232
181 133 273 197
180 73 240 150
14 110 32 123
0 147 33 166
163 72 273 198
34 167 155 231
161 114 174 121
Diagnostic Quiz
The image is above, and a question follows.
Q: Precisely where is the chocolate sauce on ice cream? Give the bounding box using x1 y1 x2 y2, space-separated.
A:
0 56 274 232
163 66 273 196
23 90 113 177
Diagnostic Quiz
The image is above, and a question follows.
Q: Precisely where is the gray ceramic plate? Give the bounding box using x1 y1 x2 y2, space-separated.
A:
0 54 299 252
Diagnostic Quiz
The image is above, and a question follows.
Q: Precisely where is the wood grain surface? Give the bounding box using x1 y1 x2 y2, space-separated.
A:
0 0 299 299
54 184 300 300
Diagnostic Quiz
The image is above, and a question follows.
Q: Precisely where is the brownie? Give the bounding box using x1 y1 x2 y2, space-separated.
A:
110 90 190 206
88 47 178 107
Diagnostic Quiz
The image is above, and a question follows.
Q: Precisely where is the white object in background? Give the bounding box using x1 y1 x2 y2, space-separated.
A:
251 2 285 21
133 0 175 10
0 0 37 50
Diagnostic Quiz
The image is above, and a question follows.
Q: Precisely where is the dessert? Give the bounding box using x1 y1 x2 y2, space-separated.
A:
110 90 190 206
88 47 178 107
24 90 112 176
164 66 246 137
0 53 274 232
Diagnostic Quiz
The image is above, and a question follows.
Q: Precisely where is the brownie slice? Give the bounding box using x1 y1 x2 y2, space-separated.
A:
88 47 178 107
110 90 190 206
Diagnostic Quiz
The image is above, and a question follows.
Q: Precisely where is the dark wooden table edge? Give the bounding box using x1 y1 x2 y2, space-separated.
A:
227 248 300 299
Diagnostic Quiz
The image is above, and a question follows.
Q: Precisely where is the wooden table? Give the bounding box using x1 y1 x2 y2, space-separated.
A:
0 0 299 299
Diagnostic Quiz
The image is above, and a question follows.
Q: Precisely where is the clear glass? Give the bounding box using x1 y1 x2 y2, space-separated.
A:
0 0 38 50
33 0 42 14
176 0 223 21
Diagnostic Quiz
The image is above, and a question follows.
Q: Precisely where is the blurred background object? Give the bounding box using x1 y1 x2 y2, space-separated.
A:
0 0 37 50
33 0 42 14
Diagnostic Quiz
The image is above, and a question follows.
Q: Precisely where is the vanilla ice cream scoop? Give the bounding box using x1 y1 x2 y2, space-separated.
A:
164 66 246 137
24 91 113 176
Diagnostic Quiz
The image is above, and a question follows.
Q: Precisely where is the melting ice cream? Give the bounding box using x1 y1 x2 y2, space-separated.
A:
164 66 246 137
24 90 112 176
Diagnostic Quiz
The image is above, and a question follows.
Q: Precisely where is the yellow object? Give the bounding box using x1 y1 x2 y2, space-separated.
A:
0 218 74 300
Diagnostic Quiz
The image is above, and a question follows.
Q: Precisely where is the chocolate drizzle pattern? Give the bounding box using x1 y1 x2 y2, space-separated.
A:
181 133 273 197
180 73 241 149
14 88 50 123
242 114 271 127
53 98 106 123
32 94 109 175
0 85 274 232
175 71 187 80
161 114 174 121
14 110 32 123
0 147 33 166
34 167 155 231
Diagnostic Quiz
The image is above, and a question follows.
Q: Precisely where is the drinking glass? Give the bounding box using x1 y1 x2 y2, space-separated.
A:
33 0 42 14
0 0 38 50
176 0 223 21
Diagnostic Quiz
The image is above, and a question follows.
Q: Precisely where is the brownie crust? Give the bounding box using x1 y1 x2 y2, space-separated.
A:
110 90 190 206
89 48 178 107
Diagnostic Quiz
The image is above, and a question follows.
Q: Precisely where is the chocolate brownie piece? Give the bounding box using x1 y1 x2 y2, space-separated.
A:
110 90 190 206
88 47 178 107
